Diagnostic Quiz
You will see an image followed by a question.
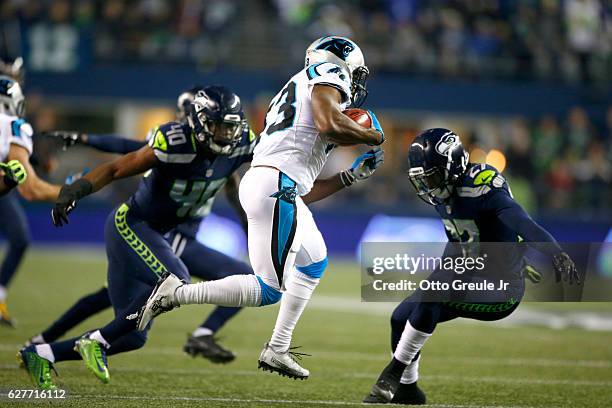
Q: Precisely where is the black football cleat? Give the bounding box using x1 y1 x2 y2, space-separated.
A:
183 334 236 364
391 382 427 405
363 358 406 403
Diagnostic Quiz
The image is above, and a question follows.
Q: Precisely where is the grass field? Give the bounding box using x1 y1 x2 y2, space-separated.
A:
1 247 611 407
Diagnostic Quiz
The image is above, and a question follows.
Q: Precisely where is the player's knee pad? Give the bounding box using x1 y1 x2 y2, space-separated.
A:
256 276 282 306
296 257 328 279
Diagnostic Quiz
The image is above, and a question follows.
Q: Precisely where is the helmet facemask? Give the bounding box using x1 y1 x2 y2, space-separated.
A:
408 166 452 205
350 65 369 108
189 102 244 155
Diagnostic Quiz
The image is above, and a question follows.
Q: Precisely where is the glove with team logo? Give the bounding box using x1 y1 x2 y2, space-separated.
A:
367 110 385 145
0 160 27 188
340 147 384 187
44 130 86 151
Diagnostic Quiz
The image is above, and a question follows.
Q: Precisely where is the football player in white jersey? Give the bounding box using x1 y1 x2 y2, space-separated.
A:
138 36 385 379
0 72 62 326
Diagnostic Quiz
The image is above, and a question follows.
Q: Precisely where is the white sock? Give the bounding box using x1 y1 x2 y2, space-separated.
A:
269 270 319 352
192 327 213 337
89 330 111 349
400 355 421 384
31 334 45 344
393 320 431 365
175 274 262 307
35 344 55 363
0 285 6 302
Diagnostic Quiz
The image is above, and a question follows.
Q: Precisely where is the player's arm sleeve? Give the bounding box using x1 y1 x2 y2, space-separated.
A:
9 119 34 156
86 134 146 154
485 190 562 255
307 62 352 104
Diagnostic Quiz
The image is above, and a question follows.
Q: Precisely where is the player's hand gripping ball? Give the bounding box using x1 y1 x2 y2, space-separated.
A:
343 108 385 145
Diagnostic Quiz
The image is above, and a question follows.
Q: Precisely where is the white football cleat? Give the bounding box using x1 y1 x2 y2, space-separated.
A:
137 272 183 331
257 342 310 380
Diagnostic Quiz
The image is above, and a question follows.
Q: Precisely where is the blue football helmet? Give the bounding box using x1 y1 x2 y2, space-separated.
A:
305 36 369 107
188 85 245 155
407 128 469 205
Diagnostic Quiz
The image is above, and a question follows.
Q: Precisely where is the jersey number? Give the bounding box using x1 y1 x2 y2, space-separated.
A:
263 81 296 136
170 179 226 218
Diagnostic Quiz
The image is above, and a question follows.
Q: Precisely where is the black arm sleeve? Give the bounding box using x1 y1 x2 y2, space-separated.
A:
86 134 146 154
486 190 562 255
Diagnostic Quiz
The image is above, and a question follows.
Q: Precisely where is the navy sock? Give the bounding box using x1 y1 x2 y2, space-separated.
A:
42 287 111 342
98 291 148 344
200 306 242 333
49 336 82 362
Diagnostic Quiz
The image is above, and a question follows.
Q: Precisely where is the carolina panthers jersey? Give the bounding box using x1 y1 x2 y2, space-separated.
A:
128 121 257 233
0 112 33 161
252 62 352 195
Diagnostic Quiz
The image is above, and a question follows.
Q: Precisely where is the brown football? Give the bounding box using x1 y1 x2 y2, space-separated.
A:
343 108 372 128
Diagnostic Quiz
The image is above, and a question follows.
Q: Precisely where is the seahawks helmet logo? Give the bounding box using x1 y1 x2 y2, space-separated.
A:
435 132 460 156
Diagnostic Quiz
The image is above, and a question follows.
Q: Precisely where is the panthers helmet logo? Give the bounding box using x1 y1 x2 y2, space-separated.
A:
316 38 355 60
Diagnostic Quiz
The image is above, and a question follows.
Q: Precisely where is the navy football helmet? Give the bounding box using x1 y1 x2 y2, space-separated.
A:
407 128 469 205
188 85 245 155
176 85 204 123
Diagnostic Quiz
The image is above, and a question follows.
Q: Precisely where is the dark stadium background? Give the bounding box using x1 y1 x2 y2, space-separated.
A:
1 1 612 407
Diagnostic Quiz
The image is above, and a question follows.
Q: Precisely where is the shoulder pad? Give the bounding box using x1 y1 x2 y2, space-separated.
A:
8 117 34 156
456 164 509 198
229 124 258 159
306 62 352 101
148 121 196 164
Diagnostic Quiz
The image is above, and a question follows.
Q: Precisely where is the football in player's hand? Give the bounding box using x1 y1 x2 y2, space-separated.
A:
343 108 372 128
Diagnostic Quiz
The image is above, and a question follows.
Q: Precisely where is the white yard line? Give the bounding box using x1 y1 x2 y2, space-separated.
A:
63 394 539 408
2 343 611 369
2 363 611 387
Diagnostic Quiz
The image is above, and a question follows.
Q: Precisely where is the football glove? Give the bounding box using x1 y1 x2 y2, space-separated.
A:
44 130 85 151
367 110 385 145
51 179 93 227
340 147 384 187
0 160 27 188
552 252 581 285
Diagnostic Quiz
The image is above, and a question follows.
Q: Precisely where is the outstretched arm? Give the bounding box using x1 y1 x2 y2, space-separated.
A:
45 130 146 154
311 85 383 146
52 145 158 226
302 148 384 205
7 145 61 202
488 191 580 284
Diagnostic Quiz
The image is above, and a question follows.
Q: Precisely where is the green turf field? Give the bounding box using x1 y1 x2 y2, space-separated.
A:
1 247 611 407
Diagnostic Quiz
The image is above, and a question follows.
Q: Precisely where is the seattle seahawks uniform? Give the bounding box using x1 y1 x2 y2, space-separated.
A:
34 125 256 351
45 120 257 362
0 113 33 316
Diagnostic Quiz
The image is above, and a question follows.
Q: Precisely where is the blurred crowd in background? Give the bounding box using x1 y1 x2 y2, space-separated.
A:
1 0 610 83
1 0 611 218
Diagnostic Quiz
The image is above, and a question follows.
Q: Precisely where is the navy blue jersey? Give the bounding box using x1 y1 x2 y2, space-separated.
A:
434 163 560 282
128 121 257 233
435 163 518 243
